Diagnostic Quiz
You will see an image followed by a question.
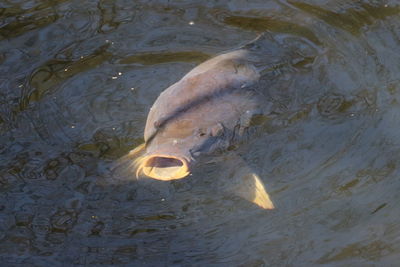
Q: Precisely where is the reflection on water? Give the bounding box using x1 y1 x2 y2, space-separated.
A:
1 0 400 265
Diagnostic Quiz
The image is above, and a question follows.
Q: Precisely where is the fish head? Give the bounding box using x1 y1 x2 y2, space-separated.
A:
137 118 229 181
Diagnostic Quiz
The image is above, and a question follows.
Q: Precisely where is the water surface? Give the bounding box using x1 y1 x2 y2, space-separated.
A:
1 0 400 266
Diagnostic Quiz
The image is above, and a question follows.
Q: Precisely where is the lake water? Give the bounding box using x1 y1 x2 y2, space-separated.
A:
1 0 400 266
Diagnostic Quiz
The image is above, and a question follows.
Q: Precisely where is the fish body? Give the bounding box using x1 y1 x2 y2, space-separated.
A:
137 48 266 180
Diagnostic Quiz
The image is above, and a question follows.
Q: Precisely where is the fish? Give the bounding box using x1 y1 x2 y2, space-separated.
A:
117 33 307 209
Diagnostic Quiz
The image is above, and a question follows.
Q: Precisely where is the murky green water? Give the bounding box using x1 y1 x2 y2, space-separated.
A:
1 0 400 266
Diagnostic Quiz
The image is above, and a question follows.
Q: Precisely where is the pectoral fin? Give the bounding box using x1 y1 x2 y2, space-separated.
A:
111 143 146 180
235 172 274 209
220 153 274 210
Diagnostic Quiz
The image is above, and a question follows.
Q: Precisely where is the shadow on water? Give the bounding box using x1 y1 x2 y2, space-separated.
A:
0 0 69 39
1 0 400 265
23 44 112 109
223 15 322 45
288 1 400 35
118 51 210 65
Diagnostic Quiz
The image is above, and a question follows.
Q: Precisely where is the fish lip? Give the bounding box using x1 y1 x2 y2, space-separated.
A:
140 154 191 181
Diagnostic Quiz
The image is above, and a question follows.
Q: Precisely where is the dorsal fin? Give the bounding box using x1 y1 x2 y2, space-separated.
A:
240 32 284 55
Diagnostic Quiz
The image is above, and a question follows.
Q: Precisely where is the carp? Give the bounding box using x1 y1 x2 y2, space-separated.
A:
118 34 303 209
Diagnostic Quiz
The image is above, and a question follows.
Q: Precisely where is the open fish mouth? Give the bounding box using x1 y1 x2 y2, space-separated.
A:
138 155 190 180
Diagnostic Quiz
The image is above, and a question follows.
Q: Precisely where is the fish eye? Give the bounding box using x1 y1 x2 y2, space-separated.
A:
197 129 207 137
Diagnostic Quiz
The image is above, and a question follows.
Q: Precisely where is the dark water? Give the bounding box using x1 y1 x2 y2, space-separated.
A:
1 0 400 266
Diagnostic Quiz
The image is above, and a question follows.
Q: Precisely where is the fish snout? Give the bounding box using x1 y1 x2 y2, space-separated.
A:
140 154 191 181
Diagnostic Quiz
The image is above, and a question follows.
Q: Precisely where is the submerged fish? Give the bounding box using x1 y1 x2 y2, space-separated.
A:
119 34 310 209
